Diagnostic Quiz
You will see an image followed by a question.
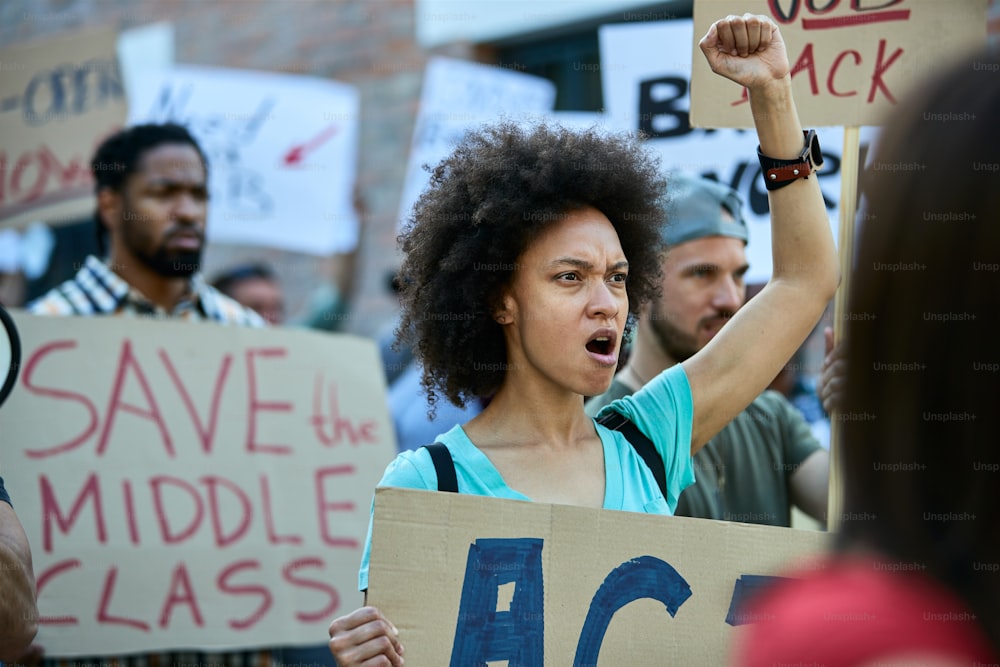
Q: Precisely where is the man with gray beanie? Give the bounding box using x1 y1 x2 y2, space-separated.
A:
586 172 829 527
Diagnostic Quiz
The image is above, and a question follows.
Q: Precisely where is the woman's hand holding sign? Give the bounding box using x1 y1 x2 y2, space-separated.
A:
328 605 404 667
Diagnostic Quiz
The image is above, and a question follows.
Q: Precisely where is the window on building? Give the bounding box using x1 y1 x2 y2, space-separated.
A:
493 32 603 111
482 2 691 112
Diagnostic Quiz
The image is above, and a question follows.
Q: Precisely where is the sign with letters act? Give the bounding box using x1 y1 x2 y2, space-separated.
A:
368 488 829 665
0 313 397 656
690 0 988 128
0 27 127 229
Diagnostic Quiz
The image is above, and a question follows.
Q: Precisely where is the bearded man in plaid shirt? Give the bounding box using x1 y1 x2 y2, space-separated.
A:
22 124 320 667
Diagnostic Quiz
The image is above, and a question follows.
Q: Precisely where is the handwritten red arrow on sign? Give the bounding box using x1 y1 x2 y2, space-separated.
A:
282 124 339 166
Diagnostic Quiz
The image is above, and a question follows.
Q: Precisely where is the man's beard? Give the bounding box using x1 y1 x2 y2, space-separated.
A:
140 244 202 278
122 220 203 278
648 301 733 363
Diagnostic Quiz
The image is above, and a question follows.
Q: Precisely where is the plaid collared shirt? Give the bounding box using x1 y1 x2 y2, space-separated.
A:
38 651 278 667
27 257 278 667
27 255 266 327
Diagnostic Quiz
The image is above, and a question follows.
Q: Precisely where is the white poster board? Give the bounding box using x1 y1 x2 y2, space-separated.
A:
128 65 361 255
116 22 174 106
396 56 556 230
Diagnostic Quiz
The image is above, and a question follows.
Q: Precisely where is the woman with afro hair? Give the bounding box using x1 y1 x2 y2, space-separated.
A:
329 14 839 666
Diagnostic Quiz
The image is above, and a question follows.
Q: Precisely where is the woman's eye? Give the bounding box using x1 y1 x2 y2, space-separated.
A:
558 272 579 281
609 273 628 283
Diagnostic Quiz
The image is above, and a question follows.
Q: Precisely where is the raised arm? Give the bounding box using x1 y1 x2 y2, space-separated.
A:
684 14 839 450
0 500 38 663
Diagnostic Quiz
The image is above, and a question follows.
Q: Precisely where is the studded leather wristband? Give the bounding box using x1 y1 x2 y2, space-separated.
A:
758 130 824 191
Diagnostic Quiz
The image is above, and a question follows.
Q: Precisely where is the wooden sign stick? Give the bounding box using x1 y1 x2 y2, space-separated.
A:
827 125 861 532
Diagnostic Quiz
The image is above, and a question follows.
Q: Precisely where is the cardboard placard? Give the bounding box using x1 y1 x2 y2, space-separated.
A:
368 487 830 665
0 27 127 229
599 19 847 284
690 0 988 128
0 313 397 656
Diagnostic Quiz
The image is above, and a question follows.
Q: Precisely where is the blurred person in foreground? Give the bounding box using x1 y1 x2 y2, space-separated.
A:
0 493 36 665
586 173 828 527
0 304 38 664
735 50 1000 666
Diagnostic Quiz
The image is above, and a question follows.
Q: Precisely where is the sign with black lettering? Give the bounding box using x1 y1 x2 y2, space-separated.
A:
690 0 988 128
128 65 361 255
0 27 127 229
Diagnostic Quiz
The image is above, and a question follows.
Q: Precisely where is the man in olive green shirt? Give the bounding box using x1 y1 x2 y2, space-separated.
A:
586 173 828 526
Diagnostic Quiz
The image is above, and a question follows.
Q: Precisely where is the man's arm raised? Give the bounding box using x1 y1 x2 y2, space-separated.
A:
684 14 839 451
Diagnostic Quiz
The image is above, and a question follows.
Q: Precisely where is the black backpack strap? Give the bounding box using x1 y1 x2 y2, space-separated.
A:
597 410 667 499
424 442 458 493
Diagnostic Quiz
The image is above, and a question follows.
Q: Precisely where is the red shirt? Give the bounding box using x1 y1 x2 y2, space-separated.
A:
735 556 996 667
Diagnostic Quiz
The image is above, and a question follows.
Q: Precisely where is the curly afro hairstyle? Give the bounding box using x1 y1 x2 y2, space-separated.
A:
397 121 668 413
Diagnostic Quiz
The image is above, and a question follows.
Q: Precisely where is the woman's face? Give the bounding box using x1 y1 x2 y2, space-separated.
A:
497 206 629 398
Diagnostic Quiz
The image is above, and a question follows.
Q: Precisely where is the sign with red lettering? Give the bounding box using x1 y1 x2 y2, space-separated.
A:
0 312 397 657
690 0 988 128
0 27 127 229
368 488 830 665
599 18 852 284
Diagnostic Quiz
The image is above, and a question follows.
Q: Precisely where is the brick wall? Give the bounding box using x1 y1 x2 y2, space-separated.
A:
1 0 473 336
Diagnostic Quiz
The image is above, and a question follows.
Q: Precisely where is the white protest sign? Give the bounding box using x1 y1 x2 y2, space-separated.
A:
546 110 618 132
396 56 556 230
128 65 360 255
116 22 174 106
600 19 845 284
0 313 397 656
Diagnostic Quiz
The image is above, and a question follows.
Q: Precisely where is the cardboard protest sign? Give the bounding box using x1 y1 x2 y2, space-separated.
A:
368 488 830 665
396 56 556 230
690 0 988 128
600 19 844 284
0 313 397 656
0 27 127 229
128 65 361 255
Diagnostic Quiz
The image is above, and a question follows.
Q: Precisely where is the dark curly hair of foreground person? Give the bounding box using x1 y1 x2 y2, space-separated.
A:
396 121 670 413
